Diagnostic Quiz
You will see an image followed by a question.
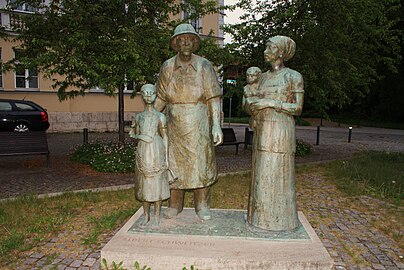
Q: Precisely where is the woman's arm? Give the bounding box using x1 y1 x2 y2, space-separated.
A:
277 90 304 116
249 72 304 116
158 114 169 167
248 98 280 112
277 72 304 116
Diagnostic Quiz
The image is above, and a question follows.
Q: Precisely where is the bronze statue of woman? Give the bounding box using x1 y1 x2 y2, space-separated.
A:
245 36 304 231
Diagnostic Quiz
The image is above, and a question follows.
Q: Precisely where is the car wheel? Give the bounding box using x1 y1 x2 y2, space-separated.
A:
14 123 30 132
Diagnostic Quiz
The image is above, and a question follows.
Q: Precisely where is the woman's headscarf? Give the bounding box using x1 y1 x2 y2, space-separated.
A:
267 36 296 61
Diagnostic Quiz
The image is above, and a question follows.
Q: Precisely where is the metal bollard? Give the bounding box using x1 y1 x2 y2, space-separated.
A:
316 126 320 145
83 128 88 145
348 127 352 143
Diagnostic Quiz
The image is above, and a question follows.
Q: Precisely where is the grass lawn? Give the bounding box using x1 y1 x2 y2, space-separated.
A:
0 151 402 268
331 117 404 130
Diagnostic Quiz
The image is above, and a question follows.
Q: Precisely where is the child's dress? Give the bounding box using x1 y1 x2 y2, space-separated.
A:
133 109 170 202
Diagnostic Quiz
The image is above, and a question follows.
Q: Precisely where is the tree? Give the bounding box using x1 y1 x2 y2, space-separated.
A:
224 0 402 117
3 0 219 142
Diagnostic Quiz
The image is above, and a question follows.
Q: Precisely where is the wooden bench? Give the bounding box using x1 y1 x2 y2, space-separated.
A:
0 131 50 167
220 128 244 155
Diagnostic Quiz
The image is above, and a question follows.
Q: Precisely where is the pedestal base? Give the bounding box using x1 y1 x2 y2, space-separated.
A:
101 208 333 270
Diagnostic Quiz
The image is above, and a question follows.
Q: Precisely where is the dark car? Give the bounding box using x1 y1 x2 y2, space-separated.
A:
0 99 50 132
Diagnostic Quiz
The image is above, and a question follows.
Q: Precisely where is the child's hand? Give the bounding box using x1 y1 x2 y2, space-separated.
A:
136 134 153 143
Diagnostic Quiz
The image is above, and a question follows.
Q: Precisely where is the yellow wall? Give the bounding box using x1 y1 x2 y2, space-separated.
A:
202 13 219 37
0 91 143 113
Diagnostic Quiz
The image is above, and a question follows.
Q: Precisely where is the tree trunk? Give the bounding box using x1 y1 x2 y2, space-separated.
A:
118 84 125 143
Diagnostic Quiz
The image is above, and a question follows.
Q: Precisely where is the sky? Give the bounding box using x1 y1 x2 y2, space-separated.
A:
223 0 243 44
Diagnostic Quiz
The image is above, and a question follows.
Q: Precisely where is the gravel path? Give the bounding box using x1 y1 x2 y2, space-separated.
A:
1 124 403 200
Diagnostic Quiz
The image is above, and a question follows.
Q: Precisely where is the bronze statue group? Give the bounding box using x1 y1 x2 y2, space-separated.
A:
130 24 304 232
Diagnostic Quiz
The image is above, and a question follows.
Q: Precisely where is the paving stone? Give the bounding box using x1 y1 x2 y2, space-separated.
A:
24 258 39 265
61 258 74 265
385 267 399 270
69 259 84 268
372 263 386 270
378 255 392 261
381 260 395 266
52 257 64 265
328 250 339 257
88 252 100 259
83 258 96 267
57 265 67 270
78 267 90 270
30 252 45 259
35 258 46 267
90 260 101 270
79 253 89 260
65 267 77 270
362 253 379 263
370 248 383 255
348 236 359 243
393 261 404 268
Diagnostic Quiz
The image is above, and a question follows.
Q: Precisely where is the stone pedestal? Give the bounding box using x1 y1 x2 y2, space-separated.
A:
101 208 333 270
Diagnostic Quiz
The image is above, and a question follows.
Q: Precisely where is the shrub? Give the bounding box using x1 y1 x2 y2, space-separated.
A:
296 139 312 157
71 142 136 173
295 117 311 126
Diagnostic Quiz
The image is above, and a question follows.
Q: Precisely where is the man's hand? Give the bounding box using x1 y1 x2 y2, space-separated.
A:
212 125 223 146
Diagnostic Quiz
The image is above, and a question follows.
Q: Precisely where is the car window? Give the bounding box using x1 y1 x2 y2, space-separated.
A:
15 102 36 111
0 102 12 111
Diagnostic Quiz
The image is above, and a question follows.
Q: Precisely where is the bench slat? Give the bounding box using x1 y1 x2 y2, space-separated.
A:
0 132 49 157
219 128 244 155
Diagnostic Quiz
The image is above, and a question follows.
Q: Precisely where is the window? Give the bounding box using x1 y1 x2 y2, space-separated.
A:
8 0 38 12
183 0 202 32
15 66 38 89
15 102 36 111
9 13 25 29
0 102 12 111
124 80 135 93
89 86 104 93
14 50 38 89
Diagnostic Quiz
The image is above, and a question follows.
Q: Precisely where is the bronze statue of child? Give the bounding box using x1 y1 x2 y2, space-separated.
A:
130 84 173 227
242 66 262 129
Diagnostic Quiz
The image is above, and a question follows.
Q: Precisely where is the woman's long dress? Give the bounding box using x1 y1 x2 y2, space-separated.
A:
247 68 304 231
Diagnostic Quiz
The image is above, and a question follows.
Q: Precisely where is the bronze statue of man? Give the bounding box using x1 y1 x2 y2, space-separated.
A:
155 24 223 221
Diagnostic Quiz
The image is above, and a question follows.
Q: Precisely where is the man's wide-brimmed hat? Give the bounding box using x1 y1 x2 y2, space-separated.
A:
170 23 201 52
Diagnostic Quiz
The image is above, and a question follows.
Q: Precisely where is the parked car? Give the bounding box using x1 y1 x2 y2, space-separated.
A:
0 99 50 132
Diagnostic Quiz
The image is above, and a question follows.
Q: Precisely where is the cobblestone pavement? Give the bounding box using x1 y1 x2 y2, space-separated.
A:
297 174 403 270
1 124 403 269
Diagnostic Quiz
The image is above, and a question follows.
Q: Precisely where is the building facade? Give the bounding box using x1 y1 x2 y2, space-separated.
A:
0 0 224 132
